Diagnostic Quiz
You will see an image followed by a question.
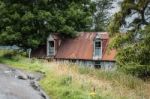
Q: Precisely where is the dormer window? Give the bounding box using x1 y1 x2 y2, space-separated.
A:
47 35 55 57
94 39 102 58
48 41 55 56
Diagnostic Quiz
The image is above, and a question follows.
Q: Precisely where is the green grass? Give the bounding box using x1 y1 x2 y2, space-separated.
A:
78 66 144 89
39 66 114 99
0 50 149 99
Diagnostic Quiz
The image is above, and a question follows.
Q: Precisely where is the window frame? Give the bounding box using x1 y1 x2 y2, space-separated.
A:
47 40 55 56
94 39 102 58
95 41 101 48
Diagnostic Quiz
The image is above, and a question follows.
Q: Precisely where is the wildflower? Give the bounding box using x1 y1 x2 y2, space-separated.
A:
90 92 96 97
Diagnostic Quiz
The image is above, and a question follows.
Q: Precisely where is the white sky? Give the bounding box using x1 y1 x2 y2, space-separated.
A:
109 0 122 15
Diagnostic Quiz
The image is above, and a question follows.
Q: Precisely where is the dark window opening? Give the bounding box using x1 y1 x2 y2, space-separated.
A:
49 41 55 56
49 41 54 47
95 41 101 48
94 61 101 68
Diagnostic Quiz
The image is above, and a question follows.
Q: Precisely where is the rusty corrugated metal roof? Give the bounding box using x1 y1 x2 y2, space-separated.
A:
55 32 116 61
102 49 116 61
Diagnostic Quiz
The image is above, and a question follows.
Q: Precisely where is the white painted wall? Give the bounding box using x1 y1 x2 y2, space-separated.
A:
100 61 116 70
58 59 116 70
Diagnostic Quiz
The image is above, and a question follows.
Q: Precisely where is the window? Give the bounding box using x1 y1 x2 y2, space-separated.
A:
48 41 55 56
94 40 102 57
95 41 101 47
94 61 101 68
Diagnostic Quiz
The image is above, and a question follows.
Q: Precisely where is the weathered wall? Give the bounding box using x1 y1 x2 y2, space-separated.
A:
100 61 116 70
56 59 116 70
31 45 47 58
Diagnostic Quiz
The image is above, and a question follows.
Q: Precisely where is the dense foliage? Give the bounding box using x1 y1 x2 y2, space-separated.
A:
0 0 94 49
93 0 114 31
109 0 150 77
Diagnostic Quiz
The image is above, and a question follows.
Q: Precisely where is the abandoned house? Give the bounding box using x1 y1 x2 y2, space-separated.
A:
31 32 116 69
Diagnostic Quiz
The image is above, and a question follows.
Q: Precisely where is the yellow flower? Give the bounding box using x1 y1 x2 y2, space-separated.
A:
90 92 96 96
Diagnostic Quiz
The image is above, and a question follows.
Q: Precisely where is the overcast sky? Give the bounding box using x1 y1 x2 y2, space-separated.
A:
109 0 122 15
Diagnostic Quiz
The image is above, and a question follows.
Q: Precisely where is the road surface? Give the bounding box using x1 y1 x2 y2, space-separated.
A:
0 64 49 99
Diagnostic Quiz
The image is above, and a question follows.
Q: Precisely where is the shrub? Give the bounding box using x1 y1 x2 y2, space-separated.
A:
0 49 27 59
119 62 150 79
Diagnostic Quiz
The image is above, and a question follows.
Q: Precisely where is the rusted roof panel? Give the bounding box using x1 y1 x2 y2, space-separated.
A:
55 32 116 61
55 32 96 60
102 49 116 61
97 32 109 39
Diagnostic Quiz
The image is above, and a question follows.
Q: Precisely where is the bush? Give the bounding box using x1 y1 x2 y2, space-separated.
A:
119 63 150 79
0 49 27 60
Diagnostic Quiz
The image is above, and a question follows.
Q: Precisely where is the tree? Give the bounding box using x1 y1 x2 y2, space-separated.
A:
109 0 150 77
93 0 114 31
0 0 95 49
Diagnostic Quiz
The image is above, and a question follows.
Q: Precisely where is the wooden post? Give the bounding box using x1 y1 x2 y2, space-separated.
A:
28 48 32 59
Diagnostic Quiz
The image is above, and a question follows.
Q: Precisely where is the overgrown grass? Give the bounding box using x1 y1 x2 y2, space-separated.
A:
78 65 143 89
0 50 149 99
40 63 115 99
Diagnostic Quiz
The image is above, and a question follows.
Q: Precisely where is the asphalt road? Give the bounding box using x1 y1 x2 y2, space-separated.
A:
0 64 49 99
